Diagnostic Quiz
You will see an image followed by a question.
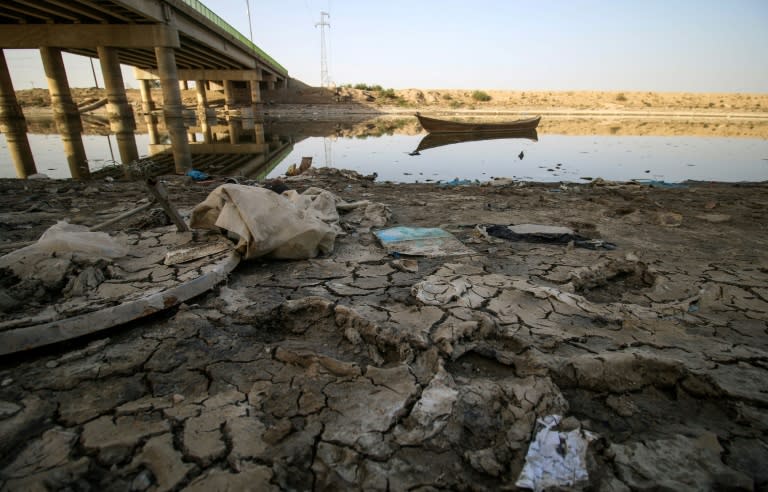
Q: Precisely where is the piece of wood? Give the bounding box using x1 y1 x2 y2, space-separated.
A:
145 178 189 232
90 201 155 231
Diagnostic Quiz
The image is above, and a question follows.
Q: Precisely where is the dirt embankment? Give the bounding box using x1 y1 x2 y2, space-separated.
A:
15 87 768 116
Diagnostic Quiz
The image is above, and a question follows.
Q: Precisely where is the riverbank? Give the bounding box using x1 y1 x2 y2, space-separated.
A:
1 169 767 489
14 86 768 117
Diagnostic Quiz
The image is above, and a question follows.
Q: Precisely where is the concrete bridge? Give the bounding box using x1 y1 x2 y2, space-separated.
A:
0 0 289 178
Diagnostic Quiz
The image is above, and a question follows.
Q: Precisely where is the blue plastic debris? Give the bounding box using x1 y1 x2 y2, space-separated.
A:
374 226 474 257
439 178 476 187
186 169 210 181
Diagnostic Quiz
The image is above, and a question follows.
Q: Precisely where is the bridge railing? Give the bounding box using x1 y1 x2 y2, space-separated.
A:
179 0 287 76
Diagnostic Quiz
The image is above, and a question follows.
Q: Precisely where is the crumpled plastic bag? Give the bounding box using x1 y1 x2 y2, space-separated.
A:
0 221 127 286
515 415 597 491
190 184 338 260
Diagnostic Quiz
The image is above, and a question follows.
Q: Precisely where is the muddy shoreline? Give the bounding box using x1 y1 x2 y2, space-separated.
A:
1 168 767 490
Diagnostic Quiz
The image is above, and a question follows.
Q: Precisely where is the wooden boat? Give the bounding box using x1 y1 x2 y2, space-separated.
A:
415 113 541 133
413 129 538 153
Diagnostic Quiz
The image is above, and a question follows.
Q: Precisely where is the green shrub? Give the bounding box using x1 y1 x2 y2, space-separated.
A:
450 100 463 109
353 83 368 90
615 93 628 102
441 93 452 100
471 90 491 102
380 88 396 99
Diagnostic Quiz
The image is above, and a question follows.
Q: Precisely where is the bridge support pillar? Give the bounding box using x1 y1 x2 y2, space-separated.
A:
139 79 155 114
97 46 138 165
179 80 188 91
155 46 191 173
0 50 37 178
40 47 89 179
195 79 208 114
249 79 261 107
223 80 236 111
228 116 240 144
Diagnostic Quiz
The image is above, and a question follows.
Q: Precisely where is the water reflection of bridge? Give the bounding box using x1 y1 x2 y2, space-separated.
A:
13 112 296 181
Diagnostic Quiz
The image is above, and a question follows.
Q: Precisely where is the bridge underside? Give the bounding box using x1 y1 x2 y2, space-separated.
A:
0 0 289 178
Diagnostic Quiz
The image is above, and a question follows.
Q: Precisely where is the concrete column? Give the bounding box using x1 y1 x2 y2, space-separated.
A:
249 79 261 111
200 116 212 144
155 46 191 173
139 79 155 114
0 50 37 178
179 80 188 91
227 116 241 144
223 80 235 111
97 46 138 165
253 122 265 145
144 113 160 145
40 47 89 179
195 79 208 115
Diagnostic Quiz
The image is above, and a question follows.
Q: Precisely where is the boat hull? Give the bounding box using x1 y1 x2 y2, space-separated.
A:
416 113 541 133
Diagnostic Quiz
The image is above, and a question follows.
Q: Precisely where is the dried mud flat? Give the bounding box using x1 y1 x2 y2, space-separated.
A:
1 170 767 491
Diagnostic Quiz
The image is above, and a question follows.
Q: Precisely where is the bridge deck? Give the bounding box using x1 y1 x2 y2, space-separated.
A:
0 0 286 80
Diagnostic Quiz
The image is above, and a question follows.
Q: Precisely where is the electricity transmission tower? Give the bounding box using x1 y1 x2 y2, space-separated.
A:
315 11 331 87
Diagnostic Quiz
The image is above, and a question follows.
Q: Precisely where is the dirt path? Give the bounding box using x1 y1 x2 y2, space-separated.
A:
0 171 767 490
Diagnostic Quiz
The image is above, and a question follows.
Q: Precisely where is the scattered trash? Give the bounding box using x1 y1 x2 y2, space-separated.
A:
286 156 313 177
1 221 127 266
190 184 338 260
697 213 731 223
484 224 617 250
163 239 233 265
633 179 688 189
374 227 474 257
515 415 597 491
186 169 210 181
657 212 684 227
439 178 477 187
391 259 419 273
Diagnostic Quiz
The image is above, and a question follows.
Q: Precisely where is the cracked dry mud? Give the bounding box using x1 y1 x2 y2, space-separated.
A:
0 171 767 491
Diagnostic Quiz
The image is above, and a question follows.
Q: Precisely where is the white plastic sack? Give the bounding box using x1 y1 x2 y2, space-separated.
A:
0 221 127 282
190 184 337 260
515 415 597 491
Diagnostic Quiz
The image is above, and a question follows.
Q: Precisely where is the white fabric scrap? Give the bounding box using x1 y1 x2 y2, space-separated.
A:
515 415 597 491
190 184 338 260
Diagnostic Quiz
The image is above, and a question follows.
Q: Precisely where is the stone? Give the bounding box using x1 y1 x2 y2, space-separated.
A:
129 433 193 492
0 400 21 418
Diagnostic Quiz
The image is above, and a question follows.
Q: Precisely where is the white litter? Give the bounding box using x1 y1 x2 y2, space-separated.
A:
515 415 597 491
190 184 338 260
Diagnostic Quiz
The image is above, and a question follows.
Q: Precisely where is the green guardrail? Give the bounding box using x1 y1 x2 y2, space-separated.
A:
180 0 287 76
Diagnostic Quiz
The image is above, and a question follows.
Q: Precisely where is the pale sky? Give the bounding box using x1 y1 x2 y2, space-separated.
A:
4 0 768 92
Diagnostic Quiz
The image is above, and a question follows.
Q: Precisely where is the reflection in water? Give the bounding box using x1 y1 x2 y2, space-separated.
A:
2 114 767 183
413 129 538 153
0 111 295 180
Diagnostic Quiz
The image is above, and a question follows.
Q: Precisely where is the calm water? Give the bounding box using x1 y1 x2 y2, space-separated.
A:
1 117 767 182
268 133 768 183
